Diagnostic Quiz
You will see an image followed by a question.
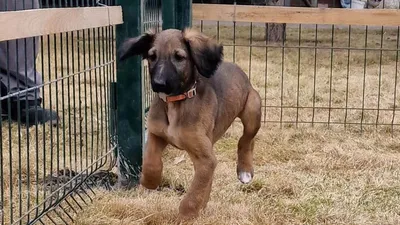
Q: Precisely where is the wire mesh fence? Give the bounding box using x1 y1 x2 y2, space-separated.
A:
192 0 400 134
141 0 162 148
143 0 162 115
0 0 118 224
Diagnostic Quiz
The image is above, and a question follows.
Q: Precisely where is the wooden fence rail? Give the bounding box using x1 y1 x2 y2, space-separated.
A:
0 6 123 41
192 3 400 26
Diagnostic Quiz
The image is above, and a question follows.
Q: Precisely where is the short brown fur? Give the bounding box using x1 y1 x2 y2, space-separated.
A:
118 28 262 222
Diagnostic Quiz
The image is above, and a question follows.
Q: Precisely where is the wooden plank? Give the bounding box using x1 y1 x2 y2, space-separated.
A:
193 4 400 26
108 6 124 25
0 6 123 41
193 4 235 22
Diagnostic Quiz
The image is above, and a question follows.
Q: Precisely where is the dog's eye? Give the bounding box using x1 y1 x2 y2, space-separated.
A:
174 52 185 61
148 52 157 61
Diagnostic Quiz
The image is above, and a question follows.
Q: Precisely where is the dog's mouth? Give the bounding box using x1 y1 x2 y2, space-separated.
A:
151 87 173 95
151 81 184 96
151 82 173 95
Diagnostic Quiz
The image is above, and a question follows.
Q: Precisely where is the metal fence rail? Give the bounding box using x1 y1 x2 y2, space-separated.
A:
0 1 118 224
192 0 400 134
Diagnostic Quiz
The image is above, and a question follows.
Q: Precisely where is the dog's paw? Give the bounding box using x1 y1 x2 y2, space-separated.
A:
238 171 253 184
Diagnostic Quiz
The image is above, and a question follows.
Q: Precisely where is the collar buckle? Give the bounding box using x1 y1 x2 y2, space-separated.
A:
185 86 197 99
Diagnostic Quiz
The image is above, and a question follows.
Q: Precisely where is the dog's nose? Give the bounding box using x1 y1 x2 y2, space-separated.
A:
151 78 168 93
153 78 166 87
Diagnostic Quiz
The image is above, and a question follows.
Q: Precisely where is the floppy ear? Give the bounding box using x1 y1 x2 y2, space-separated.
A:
182 28 223 78
118 30 155 61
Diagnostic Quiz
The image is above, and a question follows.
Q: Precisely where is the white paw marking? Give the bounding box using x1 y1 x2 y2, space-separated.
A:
238 172 252 184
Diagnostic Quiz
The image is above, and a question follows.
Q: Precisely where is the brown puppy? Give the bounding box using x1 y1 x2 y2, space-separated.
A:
118 28 262 221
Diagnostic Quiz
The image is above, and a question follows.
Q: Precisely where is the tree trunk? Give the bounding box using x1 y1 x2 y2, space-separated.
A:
265 0 286 43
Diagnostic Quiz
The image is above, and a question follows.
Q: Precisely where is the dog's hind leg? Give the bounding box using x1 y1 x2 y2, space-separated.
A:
237 89 261 184
140 133 168 189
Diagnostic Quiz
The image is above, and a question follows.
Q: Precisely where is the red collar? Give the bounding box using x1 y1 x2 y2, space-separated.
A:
158 83 197 103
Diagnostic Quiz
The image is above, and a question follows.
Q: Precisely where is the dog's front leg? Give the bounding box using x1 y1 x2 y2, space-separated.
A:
140 132 167 189
179 139 217 221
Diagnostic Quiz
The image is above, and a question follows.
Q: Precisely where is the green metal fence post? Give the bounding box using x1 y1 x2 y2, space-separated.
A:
162 0 176 30
175 0 192 30
162 0 191 31
115 0 144 188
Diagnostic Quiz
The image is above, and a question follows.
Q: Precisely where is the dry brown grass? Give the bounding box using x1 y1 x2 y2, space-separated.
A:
3 22 400 225
73 126 400 225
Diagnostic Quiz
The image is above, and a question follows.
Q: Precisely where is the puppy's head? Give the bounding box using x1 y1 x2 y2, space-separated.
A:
118 28 223 95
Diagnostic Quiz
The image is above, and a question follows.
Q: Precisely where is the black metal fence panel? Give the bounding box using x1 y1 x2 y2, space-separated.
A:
0 1 117 224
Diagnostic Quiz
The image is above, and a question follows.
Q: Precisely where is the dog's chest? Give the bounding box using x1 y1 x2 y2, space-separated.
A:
148 115 187 150
162 108 183 146
150 124 186 150
165 126 186 150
